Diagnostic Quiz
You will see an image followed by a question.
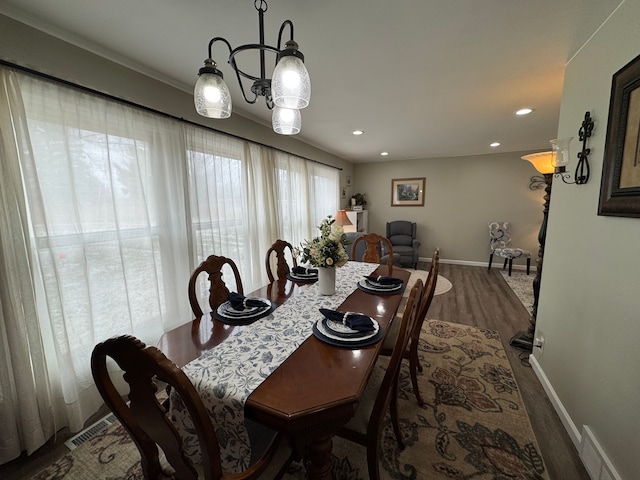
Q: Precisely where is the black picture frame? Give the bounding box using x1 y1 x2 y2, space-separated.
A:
598 53 640 217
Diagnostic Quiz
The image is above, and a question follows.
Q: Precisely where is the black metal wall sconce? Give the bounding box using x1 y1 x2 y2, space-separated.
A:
553 111 594 185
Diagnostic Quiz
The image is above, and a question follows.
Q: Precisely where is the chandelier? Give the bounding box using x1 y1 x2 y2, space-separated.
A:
193 0 311 135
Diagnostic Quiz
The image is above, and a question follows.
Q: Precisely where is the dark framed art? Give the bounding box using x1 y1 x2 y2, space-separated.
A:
599 53 640 217
391 177 425 206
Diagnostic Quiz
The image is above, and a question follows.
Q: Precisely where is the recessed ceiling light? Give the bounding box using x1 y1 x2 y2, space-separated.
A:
490 142 501 147
380 152 389 156
515 108 533 116
352 130 364 135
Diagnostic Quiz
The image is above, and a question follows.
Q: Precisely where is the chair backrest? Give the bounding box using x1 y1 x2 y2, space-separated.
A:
265 239 297 282
351 233 394 268
488 221 512 251
386 221 417 246
370 279 423 429
91 335 223 480
412 249 440 341
188 255 244 318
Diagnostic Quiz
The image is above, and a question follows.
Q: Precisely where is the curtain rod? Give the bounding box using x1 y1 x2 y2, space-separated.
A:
0 59 342 171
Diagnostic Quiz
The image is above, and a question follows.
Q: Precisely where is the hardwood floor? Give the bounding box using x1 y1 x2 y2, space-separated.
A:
1 263 589 479
426 262 590 480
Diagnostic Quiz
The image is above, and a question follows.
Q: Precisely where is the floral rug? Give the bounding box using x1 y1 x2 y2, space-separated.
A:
500 271 535 315
30 320 547 480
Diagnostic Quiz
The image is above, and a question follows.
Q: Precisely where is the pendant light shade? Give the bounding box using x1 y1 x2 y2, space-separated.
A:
272 41 311 109
272 106 301 135
194 60 232 119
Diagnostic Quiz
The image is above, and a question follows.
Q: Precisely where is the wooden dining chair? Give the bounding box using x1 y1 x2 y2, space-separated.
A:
265 239 297 282
380 249 440 406
351 232 395 269
335 279 423 480
91 335 293 480
188 255 243 318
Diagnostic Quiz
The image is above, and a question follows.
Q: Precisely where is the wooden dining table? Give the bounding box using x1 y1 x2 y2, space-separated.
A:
158 262 410 480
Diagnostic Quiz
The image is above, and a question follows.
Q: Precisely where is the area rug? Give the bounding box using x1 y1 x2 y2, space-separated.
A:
405 269 453 296
500 271 535 315
30 320 547 480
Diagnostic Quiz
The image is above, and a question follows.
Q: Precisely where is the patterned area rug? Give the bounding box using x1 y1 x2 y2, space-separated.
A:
500 271 535 315
30 320 547 480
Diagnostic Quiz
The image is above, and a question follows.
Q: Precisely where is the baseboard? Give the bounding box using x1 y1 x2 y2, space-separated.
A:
418 256 529 271
529 356 622 480
529 354 582 448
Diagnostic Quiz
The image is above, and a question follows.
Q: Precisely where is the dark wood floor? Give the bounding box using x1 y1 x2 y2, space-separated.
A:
426 262 589 480
2 263 589 479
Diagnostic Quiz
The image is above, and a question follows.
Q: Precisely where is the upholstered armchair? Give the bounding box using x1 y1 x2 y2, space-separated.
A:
386 221 420 269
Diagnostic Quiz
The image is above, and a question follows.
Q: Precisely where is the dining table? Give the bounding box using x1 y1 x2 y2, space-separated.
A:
158 261 411 480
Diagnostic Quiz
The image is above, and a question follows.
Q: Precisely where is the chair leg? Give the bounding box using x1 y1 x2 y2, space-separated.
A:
508 259 513 276
409 343 425 407
488 253 493 270
526 257 531 275
390 380 405 450
503 258 508 270
367 440 382 480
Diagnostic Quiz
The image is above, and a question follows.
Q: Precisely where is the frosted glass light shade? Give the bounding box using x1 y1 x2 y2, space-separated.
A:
272 106 301 135
522 152 555 174
272 55 311 109
194 72 232 119
550 137 573 169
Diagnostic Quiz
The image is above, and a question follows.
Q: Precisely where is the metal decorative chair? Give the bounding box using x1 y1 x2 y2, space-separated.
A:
488 221 531 276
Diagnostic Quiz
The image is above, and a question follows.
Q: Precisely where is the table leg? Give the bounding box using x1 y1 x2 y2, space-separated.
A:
306 435 333 480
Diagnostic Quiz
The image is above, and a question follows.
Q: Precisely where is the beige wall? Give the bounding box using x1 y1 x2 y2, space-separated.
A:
533 1 639 478
353 151 546 265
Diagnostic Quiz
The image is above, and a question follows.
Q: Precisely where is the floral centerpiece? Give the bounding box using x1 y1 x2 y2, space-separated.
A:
296 215 349 268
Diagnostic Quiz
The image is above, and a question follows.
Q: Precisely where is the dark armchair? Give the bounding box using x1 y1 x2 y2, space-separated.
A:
386 221 420 269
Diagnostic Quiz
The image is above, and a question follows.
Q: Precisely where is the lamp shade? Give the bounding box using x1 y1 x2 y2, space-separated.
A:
522 151 555 174
272 52 311 109
334 210 353 227
194 68 232 119
272 106 301 135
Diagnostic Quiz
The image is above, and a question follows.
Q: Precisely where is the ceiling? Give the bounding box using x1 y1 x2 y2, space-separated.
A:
0 0 622 163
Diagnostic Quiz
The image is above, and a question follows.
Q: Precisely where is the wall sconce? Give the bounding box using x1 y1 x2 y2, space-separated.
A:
553 111 594 185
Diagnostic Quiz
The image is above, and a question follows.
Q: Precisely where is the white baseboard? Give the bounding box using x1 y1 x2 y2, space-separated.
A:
529 354 582 448
529 355 622 480
418 256 529 271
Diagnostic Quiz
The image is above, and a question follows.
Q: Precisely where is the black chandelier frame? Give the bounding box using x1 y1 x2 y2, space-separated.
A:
200 0 303 109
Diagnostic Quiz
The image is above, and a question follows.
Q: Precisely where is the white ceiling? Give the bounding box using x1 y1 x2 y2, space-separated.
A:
0 0 622 163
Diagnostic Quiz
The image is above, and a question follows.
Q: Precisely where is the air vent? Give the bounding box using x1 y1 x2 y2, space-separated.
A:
64 413 117 450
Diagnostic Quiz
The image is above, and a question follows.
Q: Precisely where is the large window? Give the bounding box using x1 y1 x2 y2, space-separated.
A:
0 66 340 460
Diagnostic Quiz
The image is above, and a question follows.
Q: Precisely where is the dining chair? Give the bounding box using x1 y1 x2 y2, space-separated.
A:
380 249 440 406
488 221 531 276
188 255 244 318
265 239 297 282
335 278 423 480
91 335 293 480
350 232 395 269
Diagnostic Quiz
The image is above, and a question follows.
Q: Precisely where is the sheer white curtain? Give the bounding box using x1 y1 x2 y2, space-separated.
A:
0 65 340 464
0 68 191 462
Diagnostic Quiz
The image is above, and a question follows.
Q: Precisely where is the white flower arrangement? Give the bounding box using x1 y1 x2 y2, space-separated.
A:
296 215 349 268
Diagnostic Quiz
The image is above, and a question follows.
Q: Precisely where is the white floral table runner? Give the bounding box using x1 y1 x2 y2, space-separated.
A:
169 261 379 473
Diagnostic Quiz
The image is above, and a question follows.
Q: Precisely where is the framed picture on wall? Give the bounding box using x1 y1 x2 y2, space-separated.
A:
341 186 347 199
599 53 640 217
391 177 425 206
